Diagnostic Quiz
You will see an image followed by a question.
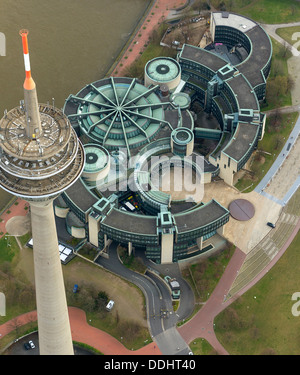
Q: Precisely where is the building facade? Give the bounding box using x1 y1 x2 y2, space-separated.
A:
56 12 272 263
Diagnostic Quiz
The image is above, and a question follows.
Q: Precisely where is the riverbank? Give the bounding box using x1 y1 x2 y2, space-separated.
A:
110 0 188 77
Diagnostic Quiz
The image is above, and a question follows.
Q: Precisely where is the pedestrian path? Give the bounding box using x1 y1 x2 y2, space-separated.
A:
227 189 300 298
111 0 185 77
255 111 300 206
177 248 247 354
0 198 29 238
0 307 162 355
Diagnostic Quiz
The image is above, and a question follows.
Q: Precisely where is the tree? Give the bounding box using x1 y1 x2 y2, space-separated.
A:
8 317 23 338
286 74 295 93
191 1 211 13
219 1 227 11
266 75 288 106
94 291 109 311
272 59 285 77
278 41 291 59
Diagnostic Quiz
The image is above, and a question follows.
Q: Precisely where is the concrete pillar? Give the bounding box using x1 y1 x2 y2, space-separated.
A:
217 225 224 236
30 199 74 355
161 231 174 264
197 236 203 250
24 84 42 138
88 212 101 247
128 241 132 256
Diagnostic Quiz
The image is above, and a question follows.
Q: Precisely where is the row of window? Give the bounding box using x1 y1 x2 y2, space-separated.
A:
214 26 251 54
176 215 229 242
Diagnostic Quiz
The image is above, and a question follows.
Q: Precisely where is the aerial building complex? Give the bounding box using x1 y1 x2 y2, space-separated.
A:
0 31 85 354
56 12 272 265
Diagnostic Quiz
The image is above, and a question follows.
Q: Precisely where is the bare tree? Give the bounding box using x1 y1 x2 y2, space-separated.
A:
286 74 295 93
274 135 283 150
272 59 285 77
8 316 23 338
279 41 291 58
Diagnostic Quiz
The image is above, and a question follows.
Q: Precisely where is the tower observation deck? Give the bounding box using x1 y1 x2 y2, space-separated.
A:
0 104 84 198
0 30 85 355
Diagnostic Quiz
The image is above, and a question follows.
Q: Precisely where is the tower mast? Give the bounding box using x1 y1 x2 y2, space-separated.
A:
19 29 42 139
0 31 85 354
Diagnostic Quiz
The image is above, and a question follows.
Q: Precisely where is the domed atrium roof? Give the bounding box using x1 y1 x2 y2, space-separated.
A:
64 77 171 156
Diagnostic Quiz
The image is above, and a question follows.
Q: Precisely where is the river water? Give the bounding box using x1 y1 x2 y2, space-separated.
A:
0 0 150 208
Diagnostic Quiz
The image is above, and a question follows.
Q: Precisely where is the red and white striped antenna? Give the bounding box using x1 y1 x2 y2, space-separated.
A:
19 29 35 91
19 29 42 138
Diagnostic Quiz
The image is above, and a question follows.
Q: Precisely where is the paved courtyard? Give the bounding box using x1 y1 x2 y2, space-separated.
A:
202 181 282 254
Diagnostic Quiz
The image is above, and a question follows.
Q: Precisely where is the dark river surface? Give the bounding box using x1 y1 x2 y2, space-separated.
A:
0 0 151 208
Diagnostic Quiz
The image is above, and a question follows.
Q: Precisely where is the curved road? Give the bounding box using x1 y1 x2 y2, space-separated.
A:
95 242 192 355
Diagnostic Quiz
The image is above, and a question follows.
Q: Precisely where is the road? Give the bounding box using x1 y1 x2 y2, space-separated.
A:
95 242 192 355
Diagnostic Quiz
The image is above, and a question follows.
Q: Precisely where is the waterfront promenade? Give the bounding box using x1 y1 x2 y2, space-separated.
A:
111 0 185 77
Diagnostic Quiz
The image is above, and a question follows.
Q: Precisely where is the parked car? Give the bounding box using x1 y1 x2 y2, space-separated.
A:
29 340 35 349
106 300 115 311
24 340 35 350
24 342 31 350
164 276 180 300
267 222 276 228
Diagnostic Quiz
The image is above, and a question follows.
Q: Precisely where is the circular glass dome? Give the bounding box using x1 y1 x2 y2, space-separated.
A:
83 144 110 174
145 57 181 83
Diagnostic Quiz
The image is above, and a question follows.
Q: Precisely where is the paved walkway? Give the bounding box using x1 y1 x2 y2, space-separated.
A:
0 198 29 238
260 22 300 57
255 108 300 205
69 307 161 355
0 307 161 355
178 247 246 354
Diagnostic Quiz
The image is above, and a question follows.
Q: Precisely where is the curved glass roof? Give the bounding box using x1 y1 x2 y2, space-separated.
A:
83 144 109 173
64 77 168 156
145 57 181 83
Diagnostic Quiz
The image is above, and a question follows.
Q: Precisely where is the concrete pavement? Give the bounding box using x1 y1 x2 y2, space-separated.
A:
111 0 187 77
260 22 300 57
178 247 246 355
255 109 300 205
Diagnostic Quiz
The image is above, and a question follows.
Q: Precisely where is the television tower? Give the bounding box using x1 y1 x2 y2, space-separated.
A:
0 30 85 354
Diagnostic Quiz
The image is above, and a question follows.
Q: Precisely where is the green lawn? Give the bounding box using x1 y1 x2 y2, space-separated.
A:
214 230 300 355
235 111 299 192
189 337 217 355
0 235 36 323
0 235 151 351
211 0 300 24
276 26 300 51
0 235 17 263
260 37 293 112
180 242 235 322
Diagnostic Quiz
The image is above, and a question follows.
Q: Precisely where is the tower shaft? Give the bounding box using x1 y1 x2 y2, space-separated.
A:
30 199 74 355
23 84 42 139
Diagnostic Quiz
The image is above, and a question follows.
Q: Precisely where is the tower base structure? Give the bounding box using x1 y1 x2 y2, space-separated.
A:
30 199 74 355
